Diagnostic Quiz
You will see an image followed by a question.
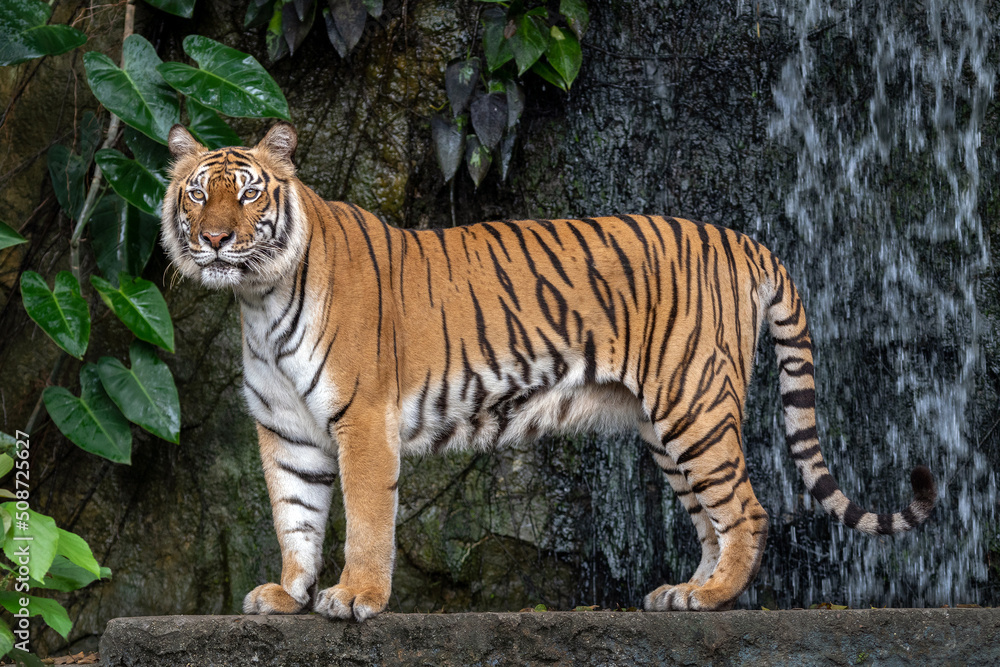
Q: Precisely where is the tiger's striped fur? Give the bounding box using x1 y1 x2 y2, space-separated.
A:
161 123 936 619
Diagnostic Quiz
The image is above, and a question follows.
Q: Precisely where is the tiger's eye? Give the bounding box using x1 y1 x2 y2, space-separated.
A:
243 188 259 202
189 189 205 203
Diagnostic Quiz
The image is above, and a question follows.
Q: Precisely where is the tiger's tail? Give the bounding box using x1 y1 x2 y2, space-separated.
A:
764 257 936 535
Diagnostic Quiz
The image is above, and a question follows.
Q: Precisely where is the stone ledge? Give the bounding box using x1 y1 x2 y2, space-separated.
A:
99 608 1000 666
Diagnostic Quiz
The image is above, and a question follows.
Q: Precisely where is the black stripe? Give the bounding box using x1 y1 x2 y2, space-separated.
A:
810 474 838 502
276 460 336 485
876 512 894 535
782 389 815 408
786 426 818 447
329 376 359 426
843 502 865 529
349 204 384 356
280 496 322 512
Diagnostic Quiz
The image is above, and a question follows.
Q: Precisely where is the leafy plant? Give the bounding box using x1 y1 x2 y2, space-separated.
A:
0 435 110 663
3 0 291 657
244 0 384 62
434 0 589 189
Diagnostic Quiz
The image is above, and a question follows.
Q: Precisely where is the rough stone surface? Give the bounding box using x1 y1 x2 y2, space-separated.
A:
99 609 1000 666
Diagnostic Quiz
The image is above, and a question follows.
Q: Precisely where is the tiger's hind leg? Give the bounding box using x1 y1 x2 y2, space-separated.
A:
641 433 720 586
644 418 769 611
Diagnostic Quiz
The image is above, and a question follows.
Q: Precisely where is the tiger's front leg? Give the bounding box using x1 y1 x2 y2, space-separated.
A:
244 423 338 614
314 410 400 622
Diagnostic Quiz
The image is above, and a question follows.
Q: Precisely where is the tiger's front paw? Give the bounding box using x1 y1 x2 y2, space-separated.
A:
643 582 736 612
314 583 389 622
243 583 309 615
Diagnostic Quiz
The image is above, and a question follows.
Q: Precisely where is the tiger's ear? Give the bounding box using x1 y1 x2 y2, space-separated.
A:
256 122 297 167
168 124 206 159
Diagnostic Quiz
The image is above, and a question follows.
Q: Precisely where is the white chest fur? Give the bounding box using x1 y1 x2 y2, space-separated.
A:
238 284 338 450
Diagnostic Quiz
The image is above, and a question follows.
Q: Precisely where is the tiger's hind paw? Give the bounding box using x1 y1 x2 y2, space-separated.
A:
314 584 389 622
643 583 735 612
243 583 309 614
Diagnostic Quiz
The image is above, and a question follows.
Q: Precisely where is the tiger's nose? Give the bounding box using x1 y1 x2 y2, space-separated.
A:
201 231 232 249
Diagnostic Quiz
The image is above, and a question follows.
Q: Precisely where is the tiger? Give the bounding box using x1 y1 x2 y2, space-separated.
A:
160 122 936 620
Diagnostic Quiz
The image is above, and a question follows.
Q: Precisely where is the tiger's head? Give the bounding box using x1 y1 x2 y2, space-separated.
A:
160 122 306 291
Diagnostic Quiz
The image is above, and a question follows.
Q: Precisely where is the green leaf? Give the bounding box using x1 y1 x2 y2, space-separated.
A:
124 126 171 173
7 649 45 667
19 271 90 359
445 58 480 115
465 134 492 188
186 98 242 149
361 0 382 17
42 365 132 464
0 620 12 658
0 221 28 251
90 193 158 283
0 432 16 456
481 8 513 73
559 0 589 39
95 148 166 215
84 35 180 144
0 454 12 480
245 0 276 29
55 528 101 578
32 555 108 592
46 144 88 220
98 341 180 443
142 0 197 19
431 114 466 183
1 503 59 582
545 26 581 89
0 592 71 640
266 4 288 62
91 274 175 352
157 35 290 120
0 0 87 67
529 58 567 91
282 0 315 56
508 13 548 76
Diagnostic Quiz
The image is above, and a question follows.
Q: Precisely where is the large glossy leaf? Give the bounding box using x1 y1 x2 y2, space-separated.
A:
42 365 132 464
0 0 87 66
481 8 513 73
432 114 466 183
91 274 175 352
186 98 242 149
124 126 171 173
283 0 315 56
31 555 110 592
445 58 479 115
55 528 101 578
158 35 290 120
95 148 166 215
470 92 507 150
47 144 88 220
545 26 582 89
507 13 548 76
465 134 492 188
323 0 367 58
90 192 158 282
20 271 90 359
142 0 196 19
98 341 180 443
0 221 28 251
1 503 58 582
84 35 179 144
0 592 71 639
559 0 589 39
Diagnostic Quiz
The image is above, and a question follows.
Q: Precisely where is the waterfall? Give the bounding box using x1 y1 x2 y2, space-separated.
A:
752 0 996 607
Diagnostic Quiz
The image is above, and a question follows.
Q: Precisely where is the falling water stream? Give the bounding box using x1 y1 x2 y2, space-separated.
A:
564 0 996 610
755 0 996 608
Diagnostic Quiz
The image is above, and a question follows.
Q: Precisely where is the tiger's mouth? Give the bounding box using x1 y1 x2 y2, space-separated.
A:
198 259 244 289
